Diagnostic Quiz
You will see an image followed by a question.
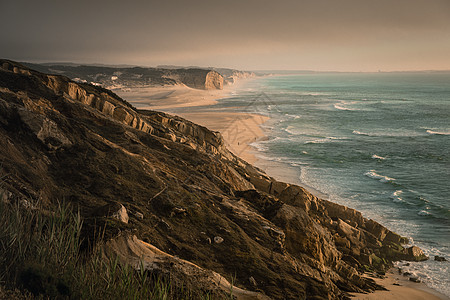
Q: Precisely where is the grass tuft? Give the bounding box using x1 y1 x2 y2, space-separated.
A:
0 197 215 299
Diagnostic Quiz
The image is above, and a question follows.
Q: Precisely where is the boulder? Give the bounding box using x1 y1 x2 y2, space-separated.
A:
213 236 224 244
434 256 447 262
18 109 72 150
403 246 428 262
103 234 270 299
95 202 129 224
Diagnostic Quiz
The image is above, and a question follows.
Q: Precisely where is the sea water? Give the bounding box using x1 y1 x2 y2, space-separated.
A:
217 73 450 297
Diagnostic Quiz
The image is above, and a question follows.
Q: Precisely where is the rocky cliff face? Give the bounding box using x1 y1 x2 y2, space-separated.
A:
166 69 223 90
0 60 427 299
22 63 224 90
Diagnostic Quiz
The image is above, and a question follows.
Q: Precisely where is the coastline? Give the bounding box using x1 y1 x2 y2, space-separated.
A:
118 80 448 300
350 269 448 300
115 79 269 164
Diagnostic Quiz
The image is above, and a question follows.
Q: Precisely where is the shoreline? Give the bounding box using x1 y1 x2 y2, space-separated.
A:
350 268 448 300
115 78 269 164
117 79 448 300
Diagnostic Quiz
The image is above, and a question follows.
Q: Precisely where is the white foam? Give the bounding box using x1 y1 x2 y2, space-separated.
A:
352 130 369 136
364 170 396 183
334 103 353 111
305 139 327 144
284 126 297 135
297 91 330 96
304 136 346 144
249 142 268 152
426 129 450 136
353 130 424 137
390 190 403 202
418 210 431 216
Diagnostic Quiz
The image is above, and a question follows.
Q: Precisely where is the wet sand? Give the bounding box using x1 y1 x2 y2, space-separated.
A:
350 269 448 300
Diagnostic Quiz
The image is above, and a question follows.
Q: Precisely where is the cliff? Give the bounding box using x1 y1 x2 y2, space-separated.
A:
165 69 223 90
0 60 427 299
212 67 255 85
22 63 225 90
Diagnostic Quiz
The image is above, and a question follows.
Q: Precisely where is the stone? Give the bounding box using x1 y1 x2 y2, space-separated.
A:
409 277 421 283
109 204 129 224
404 246 428 261
95 202 129 224
157 219 171 230
18 109 72 150
170 207 187 217
434 256 447 262
214 236 224 244
249 276 257 287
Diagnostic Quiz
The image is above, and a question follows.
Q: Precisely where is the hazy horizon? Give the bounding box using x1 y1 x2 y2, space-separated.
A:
1 0 449 72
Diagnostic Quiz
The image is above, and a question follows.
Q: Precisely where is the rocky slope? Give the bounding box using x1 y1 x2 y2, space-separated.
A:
0 60 428 299
22 63 224 90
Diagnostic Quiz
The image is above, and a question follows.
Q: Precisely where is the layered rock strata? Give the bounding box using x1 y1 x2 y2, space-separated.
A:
0 60 426 299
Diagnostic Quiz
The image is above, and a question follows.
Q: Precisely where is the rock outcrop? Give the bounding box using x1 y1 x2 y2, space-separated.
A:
22 63 225 90
0 59 426 299
166 69 223 90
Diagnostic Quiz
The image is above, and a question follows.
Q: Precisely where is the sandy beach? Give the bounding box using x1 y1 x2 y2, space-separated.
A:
350 269 448 300
115 81 269 163
117 82 448 300
114 85 224 110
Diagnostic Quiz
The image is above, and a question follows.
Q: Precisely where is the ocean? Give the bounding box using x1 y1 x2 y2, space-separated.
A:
215 73 450 297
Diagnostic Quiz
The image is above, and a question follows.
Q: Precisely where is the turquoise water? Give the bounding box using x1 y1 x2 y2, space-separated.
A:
219 73 450 296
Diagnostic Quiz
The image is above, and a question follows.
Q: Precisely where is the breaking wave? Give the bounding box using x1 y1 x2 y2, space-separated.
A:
364 170 396 183
426 129 450 136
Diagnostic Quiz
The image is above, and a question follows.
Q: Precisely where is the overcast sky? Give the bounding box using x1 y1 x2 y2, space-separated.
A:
1 0 450 71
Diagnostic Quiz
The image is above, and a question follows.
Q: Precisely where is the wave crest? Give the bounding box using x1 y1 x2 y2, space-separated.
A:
364 170 396 183
353 130 369 136
426 129 450 136
390 190 403 202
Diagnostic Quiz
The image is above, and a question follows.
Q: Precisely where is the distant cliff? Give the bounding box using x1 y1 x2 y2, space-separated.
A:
22 63 234 90
213 67 255 85
165 68 223 90
0 60 427 299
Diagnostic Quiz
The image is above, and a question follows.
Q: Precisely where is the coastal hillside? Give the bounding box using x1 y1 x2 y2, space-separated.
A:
157 65 256 85
0 60 428 299
21 63 253 91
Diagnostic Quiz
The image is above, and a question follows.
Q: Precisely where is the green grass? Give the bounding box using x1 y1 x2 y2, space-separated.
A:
0 197 215 299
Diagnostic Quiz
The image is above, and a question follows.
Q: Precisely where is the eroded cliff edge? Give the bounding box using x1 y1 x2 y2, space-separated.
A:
0 60 427 299
22 63 226 90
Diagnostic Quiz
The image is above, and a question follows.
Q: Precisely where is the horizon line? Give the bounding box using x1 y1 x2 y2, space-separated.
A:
7 58 450 74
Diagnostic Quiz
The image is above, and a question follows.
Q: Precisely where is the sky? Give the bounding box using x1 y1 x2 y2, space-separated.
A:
1 0 450 71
